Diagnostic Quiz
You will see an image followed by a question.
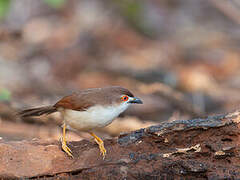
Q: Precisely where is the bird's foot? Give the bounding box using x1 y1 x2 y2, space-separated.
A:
90 132 107 159
61 138 73 158
100 145 106 159
96 140 106 159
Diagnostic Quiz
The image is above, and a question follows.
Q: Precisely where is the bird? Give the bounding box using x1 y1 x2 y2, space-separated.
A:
18 86 143 158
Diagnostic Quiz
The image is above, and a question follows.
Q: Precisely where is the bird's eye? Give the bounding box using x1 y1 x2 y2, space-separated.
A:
121 95 129 101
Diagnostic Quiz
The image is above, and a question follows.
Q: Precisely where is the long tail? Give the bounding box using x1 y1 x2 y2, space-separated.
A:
18 106 57 117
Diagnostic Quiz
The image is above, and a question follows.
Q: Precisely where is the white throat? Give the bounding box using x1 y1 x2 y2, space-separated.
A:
64 102 130 131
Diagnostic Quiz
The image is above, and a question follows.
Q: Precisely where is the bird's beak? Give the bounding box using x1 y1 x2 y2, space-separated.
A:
128 97 143 104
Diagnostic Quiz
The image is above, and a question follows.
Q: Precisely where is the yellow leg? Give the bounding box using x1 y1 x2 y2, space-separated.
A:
89 132 106 159
61 123 73 158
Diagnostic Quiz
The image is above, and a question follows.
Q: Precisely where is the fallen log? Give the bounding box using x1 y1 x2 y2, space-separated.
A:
1 111 240 179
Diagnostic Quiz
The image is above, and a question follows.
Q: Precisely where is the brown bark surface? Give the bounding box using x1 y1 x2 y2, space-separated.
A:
1 111 240 179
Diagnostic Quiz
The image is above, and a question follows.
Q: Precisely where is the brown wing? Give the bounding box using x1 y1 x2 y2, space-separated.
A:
53 86 134 111
53 93 94 111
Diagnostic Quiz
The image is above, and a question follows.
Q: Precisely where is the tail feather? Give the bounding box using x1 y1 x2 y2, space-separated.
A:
18 106 57 117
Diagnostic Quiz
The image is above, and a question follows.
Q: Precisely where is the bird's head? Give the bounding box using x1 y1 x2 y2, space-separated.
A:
120 95 143 104
104 86 143 106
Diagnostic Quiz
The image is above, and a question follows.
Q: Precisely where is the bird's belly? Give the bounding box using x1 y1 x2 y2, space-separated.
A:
64 105 128 131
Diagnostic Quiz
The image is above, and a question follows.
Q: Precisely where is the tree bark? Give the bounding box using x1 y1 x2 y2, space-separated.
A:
1 111 240 179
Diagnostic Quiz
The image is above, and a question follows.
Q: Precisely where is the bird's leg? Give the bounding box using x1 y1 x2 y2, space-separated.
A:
89 132 106 159
61 123 73 158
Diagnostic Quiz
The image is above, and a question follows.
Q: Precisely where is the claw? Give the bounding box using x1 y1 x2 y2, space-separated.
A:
61 123 73 158
62 141 73 158
66 145 72 153
99 143 106 159
91 132 107 159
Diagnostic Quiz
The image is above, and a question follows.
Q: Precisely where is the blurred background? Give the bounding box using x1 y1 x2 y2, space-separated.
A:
0 0 240 142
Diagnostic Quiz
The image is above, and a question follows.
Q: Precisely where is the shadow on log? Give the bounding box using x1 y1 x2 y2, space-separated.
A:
1 111 240 179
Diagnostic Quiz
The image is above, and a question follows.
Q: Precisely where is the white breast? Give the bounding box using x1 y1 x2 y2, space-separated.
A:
64 102 130 131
